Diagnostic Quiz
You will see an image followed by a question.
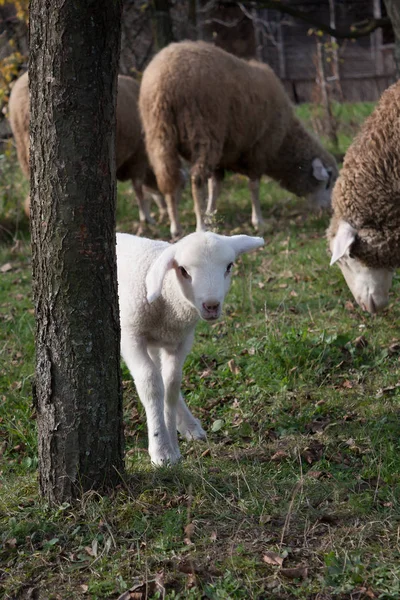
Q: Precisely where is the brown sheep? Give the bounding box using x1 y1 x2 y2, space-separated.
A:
139 40 338 238
327 80 400 314
8 71 168 224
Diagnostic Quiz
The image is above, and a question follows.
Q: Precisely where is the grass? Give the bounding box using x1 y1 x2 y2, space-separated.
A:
2 102 400 599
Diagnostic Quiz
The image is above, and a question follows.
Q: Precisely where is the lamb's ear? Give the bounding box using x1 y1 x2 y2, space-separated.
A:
146 244 176 303
330 220 357 265
312 157 329 182
229 235 264 257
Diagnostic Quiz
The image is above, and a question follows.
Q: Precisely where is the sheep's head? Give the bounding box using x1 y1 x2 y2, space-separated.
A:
307 157 338 209
329 220 393 314
146 232 264 321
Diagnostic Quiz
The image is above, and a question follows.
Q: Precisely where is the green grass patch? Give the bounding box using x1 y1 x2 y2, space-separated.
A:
3 103 400 599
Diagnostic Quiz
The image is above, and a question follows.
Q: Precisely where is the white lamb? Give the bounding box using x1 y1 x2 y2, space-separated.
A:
116 231 264 465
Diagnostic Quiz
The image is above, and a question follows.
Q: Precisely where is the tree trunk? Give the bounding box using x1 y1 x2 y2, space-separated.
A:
151 0 174 50
29 0 124 503
384 0 400 78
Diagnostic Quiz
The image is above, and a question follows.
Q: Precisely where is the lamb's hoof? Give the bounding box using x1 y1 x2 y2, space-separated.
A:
179 421 207 442
149 447 182 467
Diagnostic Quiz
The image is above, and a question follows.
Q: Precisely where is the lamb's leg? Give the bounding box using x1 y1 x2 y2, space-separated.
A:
176 394 206 441
206 174 221 215
161 335 197 452
165 193 182 239
191 173 207 232
249 177 265 231
121 335 180 465
133 181 155 226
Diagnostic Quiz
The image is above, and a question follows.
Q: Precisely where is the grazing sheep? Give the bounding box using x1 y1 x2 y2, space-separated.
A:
139 40 338 238
327 81 400 314
116 230 264 465
7 70 30 214
8 71 170 224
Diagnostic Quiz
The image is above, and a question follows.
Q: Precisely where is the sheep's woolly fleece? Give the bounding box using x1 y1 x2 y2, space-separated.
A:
8 72 160 219
327 80 400 269
139 40 337 198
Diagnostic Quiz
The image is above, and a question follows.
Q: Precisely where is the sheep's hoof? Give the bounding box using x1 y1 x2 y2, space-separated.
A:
171 231 183 241
157 210 169 224
252 219 266 233
136 221 154 236
136 223 146 236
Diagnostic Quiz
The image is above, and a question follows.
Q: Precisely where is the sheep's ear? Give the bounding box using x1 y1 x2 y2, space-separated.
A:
330 220 357 265
312 157 329 182
229 235 264 257
146 244 176 303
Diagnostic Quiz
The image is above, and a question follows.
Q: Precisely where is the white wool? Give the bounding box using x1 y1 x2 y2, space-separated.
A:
116 231 264 465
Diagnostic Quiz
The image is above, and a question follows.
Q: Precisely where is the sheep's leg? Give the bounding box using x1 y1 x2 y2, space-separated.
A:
206 174 221 215
165 193 182 239
151 192 168 223
161 335 195 454
191 174 207 232
249 177 265 231
176 394 207 441
132 181 156 226
121 335 180 465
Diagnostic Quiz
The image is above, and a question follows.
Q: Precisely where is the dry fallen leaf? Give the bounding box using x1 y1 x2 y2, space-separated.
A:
117 572 164 600
259 514 272 525
388 342 400 354
228 359 240 375
187 573 197 588
376 383 400 398
342 379 354 389
344 300 355 311
307 470 324 480
301 441 324 464
280 566 308 579
271 450 289 462
199 368 213 379
184 522 195 545
353 335 368 348
263 551 284 567
0 263 12 273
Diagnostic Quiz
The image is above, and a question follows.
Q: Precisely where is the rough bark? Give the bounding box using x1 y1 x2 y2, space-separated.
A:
384 0 400 78
29 0 124 503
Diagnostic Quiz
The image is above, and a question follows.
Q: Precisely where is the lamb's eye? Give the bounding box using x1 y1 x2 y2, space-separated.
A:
226 262 234 274
179 266 190 279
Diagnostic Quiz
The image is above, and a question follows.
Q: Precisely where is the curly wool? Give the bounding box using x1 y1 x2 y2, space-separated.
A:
139 40 337 197
327 81 400 269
